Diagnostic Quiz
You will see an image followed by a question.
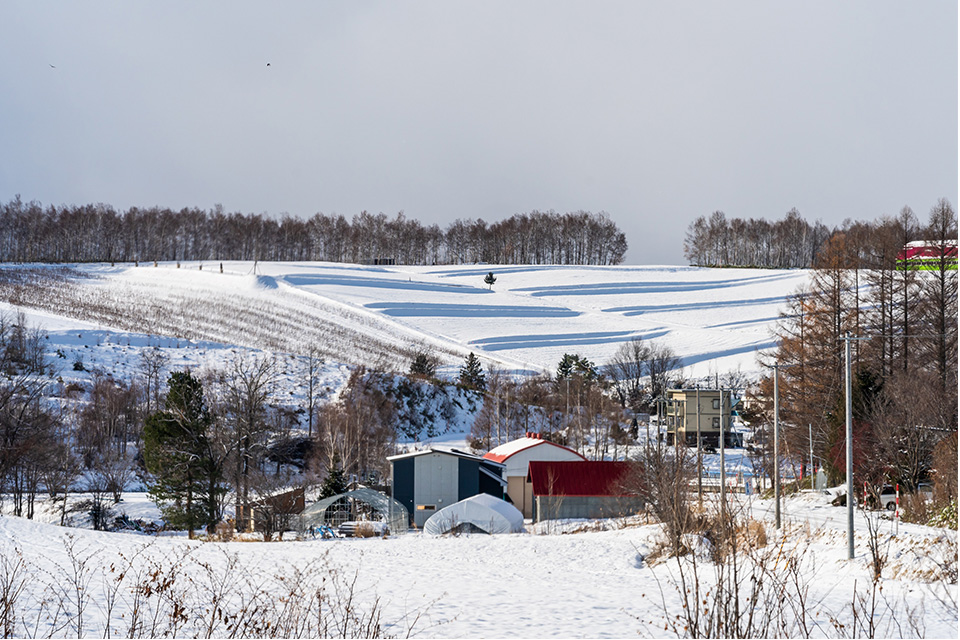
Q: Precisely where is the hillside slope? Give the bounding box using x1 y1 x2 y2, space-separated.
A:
0 261 813 379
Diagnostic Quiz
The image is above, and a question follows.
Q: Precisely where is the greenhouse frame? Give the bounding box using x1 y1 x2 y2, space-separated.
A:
300 488 409 535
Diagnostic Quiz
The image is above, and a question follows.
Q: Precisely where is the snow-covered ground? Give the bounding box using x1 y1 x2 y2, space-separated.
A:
1 491 955 638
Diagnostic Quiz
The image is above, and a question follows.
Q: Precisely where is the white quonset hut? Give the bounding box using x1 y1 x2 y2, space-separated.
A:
483 433 587 518
424 493 525 536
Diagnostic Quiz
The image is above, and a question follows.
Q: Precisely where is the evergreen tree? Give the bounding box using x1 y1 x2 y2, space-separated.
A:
556 353 598 382
409 351 438 378
142 371 221 536
458 352 486 391
484 271 497 289
319 456 349 499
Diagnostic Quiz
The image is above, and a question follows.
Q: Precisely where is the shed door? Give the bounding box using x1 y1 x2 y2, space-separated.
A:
414 454 457 527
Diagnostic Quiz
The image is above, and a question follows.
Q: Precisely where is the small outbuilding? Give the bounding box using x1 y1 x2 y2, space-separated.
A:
484 433 587 518
388 447 506 528
528 460 643 522
423 493 525 536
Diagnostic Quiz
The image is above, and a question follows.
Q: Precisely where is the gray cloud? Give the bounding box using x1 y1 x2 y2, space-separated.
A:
0 1 955 263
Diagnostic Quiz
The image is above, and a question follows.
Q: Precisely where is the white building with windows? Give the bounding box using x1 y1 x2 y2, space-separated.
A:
664 388 736 448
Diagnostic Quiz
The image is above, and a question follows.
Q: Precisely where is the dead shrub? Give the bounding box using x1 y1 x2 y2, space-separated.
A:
746 518 767 548
700 511 767 564
899 492 933 525
931 432 957 502
213 521 235 542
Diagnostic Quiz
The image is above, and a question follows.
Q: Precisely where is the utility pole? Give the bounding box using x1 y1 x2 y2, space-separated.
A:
696 387 702 508
808 423 814 482
773 363 781 529
844 332 854 560
720 388 726 517
645 405 651 454
657 395 665 454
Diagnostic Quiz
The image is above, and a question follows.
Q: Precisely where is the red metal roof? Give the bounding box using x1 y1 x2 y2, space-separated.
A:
483 434 587 464
527 461 637 497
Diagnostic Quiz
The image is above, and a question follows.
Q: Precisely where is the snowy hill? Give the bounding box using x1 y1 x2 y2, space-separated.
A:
1 261 812 380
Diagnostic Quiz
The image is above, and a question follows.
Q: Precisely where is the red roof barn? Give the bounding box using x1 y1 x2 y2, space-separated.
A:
483 434 586 518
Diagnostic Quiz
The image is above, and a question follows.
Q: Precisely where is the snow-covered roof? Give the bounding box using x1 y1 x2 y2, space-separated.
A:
483 433 585 464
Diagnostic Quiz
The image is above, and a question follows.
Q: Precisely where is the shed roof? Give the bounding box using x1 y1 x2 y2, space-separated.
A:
483 434 586 464
387 446 504 467
527 461 637 497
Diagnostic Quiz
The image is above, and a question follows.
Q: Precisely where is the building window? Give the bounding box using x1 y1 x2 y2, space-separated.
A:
416 505 436 511
712 398 720 410
712 417 720 428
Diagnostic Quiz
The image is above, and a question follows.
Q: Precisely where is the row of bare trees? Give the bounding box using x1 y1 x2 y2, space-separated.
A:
683 201 955 269
684 208 833 268
0 197 627 265
756 198 957 495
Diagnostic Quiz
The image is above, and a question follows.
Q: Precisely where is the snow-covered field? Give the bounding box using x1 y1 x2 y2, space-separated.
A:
2 261 813 379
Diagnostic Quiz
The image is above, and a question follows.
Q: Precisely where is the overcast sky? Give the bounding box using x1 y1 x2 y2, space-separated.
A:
1 2 956 264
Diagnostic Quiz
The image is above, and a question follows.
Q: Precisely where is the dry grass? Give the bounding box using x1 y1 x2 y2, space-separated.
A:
353 522 379 538
0 535 434 638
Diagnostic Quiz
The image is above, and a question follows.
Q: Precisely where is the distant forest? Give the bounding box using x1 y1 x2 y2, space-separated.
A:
683 200 955 269
0 197 627 266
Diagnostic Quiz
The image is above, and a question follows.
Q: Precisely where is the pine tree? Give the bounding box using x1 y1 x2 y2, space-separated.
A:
484 271 497 289
409 351 438 378
556 353 598 381
458 352 486 391
319 457 349 499
143 371 221 537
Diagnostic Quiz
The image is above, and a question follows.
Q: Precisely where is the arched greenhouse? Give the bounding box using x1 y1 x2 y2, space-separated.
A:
301 488 409 535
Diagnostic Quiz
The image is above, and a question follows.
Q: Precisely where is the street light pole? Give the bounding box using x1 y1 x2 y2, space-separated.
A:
773 363 781 530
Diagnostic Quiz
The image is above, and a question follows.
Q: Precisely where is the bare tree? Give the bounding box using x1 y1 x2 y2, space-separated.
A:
607 337 651 410
646 342 682 401
43 434 82 526
629 443 695 556
311 367 396 486
138 346 169 417
303 347 325 439
223 355 277 532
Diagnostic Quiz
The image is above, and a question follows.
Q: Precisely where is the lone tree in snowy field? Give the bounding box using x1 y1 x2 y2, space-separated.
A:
143 370 222 538
484 271 497 289
459 352 486 392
